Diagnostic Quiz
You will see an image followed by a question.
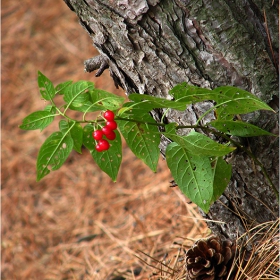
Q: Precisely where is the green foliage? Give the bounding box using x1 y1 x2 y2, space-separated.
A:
90 89 125 111
19 110 56 131
129 93 187 111
166 142 213 212
163 131 235 157
90 130 122 182
170 83 274 121
211 157 232 203
164 132 234 212
20 72 276 212
59 120 83 153
213 86 274 120
36 131 74 181
83 124 122 181
117 109 160 172
55 80 73 94
38 71 56 100
209 120 276 137
63 81 95 110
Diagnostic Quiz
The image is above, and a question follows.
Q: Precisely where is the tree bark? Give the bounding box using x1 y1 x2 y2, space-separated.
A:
63 0 279 241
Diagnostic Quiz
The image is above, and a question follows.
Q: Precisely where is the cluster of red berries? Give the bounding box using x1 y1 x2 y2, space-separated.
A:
92 110 117 152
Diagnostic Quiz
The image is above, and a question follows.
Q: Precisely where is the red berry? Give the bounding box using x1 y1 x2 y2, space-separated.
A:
95 144 103 152
104 110 115 121
102 126 113 136
105 120 117 130
93 130 103 140
102 126 116 140
97 139 110 151
104 130 116 140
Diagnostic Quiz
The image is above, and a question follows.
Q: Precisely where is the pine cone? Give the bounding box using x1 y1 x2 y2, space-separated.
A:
185 236 236 280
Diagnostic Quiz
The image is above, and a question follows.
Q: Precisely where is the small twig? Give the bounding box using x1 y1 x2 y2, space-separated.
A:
136 250 177 274
263 9 278 73
84 55 109 76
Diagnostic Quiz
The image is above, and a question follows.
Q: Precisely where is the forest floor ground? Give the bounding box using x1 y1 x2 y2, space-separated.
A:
2 1 207 279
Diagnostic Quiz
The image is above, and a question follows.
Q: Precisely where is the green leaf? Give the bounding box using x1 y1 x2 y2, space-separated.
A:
209 120 276 137
71 102 105 113
83 124 95 151
90 89 125 111
117 111 160 172
169 83 274 121
169 82 217 103
44 105 56 114
19 110 56 131
59 120 83 153
214 86 274 119
166 142 213 212
63 81 95 111
62 82 115 113
129 94 187 111
211 157 231 203
164 130 235 156
165 123 178 134
117 102 150 116
38 71 55 101
90 130 122 182
55 80 73 94
37 131 74 181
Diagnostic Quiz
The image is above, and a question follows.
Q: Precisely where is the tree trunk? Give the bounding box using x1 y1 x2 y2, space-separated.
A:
63 0 279 241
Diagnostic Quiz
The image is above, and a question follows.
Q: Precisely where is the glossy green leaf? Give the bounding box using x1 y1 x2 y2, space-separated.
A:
37 131 73 181
44 105 56 114
164 130 235 156
19 110 56 131
165 123 178 134
209 120 276 137
129 94 187 111
83 124 96 151
83 124 123 181
214 86 274 119
117 111 160 172
38 71 55 100
169 83 274 121
71 102 105 113
169 82 218 103
63 81 94 110
59 120 83 153
211 157 231 203
90 130 122 182
117 101 150 116
166 142 213 212
90 89 125 111
55 80 73 94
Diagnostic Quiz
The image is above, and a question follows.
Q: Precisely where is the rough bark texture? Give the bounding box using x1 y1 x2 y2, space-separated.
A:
63 0 279 241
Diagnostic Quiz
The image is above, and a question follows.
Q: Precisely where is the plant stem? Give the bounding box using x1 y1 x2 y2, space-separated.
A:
116 117 167 127
54 111 278 197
